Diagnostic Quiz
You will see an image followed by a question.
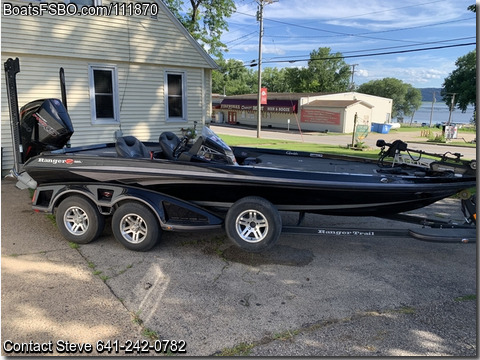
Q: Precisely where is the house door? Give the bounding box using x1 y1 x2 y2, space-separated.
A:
228 111 237 124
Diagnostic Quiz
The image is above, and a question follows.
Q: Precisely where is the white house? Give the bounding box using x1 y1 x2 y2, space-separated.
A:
1 0 218 172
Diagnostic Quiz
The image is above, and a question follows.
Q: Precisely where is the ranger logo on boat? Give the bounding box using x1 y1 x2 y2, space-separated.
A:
38 158 82 165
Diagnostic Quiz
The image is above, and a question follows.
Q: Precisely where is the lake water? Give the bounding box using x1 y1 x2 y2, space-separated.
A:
396 101 475 125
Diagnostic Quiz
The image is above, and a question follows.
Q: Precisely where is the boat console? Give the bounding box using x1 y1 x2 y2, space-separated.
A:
157 126 238 165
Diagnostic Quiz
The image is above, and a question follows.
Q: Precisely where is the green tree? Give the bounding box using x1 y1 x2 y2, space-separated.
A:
306 48 351 92
283 67 307 93
162 0 235 59
212 58 256 95
402 86 423 122
283 48 350 93
442 50 476 113
261 67 289 93
357 78 422 119
213 48 352 95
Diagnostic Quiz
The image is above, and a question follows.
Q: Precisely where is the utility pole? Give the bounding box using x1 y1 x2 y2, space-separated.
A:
429 91 436 127
255 0 277 138
447 92 456 125
349 64 358 91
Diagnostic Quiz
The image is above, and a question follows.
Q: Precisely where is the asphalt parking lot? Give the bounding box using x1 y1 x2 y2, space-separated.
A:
1 179 476 357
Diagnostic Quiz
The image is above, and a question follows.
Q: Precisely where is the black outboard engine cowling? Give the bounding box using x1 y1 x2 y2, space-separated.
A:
19 98 74 162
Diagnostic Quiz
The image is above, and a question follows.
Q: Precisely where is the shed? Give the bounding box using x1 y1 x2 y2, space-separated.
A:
300 99 374 133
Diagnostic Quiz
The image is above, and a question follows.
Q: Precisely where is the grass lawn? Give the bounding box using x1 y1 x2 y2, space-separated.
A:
218 134 382 160
218 131 475 160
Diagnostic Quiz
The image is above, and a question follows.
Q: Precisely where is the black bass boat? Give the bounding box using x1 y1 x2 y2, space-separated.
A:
5 58 477 252
21 127 476 217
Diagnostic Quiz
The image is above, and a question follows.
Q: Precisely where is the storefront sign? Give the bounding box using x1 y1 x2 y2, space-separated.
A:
261 88 268 105
220 104 295 113
300 108 341 125
354 124 369 142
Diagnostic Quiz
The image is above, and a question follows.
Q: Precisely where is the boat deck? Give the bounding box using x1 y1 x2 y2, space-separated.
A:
53 142 403 176
253 153 380 174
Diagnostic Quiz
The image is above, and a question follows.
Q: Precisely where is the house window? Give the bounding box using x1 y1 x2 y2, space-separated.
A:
89 65 119 124
165 71 186 121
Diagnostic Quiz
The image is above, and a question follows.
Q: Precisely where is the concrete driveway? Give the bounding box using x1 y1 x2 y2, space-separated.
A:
1 180 476 356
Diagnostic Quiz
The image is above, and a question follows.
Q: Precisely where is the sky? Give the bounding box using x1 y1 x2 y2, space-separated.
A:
219 0 476 89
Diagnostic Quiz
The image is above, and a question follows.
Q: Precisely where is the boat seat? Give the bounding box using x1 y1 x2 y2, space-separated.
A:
188 136 203 156
159 132 181 160
115 136 151 158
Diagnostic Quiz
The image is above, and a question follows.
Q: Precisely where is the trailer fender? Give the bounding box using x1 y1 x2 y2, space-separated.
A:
32 183 223 231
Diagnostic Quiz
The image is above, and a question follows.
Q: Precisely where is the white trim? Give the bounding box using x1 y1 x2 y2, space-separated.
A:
165 70 187 122
154 0 218 70
88 64 120 125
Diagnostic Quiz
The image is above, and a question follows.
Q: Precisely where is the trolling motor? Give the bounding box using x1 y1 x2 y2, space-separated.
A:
376 139 476 176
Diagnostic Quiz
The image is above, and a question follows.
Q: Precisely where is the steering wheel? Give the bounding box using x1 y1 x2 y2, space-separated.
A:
173 121 198 159
173 137 188 158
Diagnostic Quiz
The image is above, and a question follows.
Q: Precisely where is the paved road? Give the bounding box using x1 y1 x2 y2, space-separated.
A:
1 179 476 356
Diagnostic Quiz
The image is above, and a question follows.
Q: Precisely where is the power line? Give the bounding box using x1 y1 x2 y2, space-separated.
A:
231 3 474 45
234 10 422 44
220 41 474 70
222 1 475 71
353 17 475 36
258 42 475 66
266 36 476 61
264 17 475 39
225 30 258 45
231 0 451 24
323 0 449 21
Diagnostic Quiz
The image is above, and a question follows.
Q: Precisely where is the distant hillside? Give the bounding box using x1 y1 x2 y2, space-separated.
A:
418 88 442 102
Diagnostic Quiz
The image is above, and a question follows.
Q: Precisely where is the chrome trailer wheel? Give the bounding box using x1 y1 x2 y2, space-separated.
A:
235 209 270 243
56 195 105 244
225 196 282 252
112 202 161 251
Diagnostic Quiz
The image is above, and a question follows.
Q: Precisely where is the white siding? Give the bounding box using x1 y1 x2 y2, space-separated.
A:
1 0 216 68
1 0 216 171
320 92 393 123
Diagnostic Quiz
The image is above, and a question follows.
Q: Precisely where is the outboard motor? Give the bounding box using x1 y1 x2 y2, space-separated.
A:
19 98 74 162
4 58 73 189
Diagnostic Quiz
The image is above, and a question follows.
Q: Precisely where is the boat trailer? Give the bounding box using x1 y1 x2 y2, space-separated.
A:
4 57 477 252
283 196 476 244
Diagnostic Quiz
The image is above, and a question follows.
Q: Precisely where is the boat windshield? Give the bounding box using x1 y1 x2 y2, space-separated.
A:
202 126 230 150
201 126 238 165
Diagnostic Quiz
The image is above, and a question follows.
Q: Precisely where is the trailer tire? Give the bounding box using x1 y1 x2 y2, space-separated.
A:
112 202 160 251
56 195 105 244
225 196 281 252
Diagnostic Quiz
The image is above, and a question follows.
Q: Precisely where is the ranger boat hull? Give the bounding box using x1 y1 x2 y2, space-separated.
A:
20 144 475 216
